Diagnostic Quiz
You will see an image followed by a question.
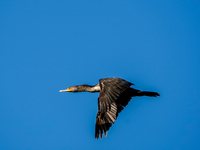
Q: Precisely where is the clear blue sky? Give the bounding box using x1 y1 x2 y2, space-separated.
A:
1 1 200 149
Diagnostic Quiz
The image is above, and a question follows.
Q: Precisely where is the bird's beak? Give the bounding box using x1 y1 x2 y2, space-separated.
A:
59 88 72 92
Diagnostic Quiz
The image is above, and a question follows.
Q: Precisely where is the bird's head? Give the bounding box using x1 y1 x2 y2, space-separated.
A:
59 86 78 92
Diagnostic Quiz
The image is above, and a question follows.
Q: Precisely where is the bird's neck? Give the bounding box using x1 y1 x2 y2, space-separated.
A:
77 84 100 92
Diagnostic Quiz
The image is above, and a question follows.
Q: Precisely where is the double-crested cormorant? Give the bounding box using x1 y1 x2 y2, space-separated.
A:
59 77 159 139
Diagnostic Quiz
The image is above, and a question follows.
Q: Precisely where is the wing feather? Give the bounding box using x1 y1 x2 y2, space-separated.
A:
95 78 159 139
98 78 133 113
95 85 137 139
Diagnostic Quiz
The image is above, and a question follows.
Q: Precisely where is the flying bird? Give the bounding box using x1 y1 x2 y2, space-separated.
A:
59 77 159 139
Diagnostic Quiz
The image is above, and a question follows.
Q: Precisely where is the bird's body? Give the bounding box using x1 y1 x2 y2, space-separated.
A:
60 77 159 139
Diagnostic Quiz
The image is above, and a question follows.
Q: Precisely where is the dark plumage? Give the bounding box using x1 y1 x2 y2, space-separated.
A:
59 77 159 139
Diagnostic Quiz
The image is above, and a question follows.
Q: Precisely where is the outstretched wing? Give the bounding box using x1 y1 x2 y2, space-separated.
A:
95 78 134 139
98 78 133 113
95 103 123 139
95 87 160 139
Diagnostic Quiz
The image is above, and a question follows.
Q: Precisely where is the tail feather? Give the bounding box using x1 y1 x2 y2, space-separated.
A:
138 91 160 97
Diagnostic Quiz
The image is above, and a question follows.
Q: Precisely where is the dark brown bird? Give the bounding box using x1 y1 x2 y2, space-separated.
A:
59 77 159 139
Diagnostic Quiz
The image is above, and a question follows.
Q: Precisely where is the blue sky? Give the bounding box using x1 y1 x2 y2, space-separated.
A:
0 1 200 149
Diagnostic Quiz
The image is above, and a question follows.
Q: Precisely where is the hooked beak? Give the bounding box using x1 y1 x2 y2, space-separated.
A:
59 88 72 92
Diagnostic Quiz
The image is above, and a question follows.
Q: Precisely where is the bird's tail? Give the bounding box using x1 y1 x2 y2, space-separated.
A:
137 91 160 97
127 88 160 97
